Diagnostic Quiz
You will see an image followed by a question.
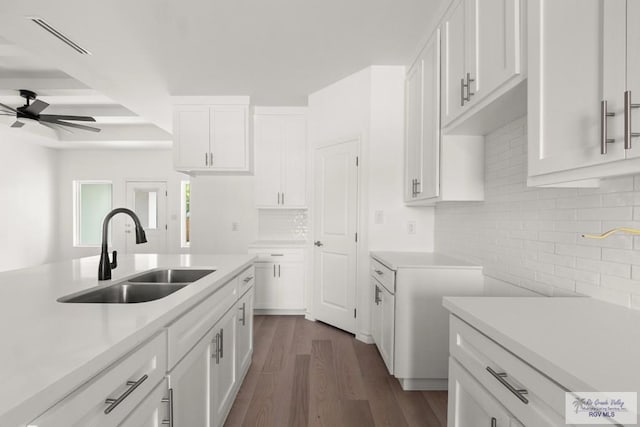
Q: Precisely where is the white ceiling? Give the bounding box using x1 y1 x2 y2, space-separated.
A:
0 0 444 145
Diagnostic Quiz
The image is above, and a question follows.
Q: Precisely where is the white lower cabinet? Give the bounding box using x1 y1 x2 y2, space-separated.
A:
249 248 305 312
370 276 395 375
28 265 255 427
236 286 255 379
28 333 167 427
448 358 523 427
448 315 567 426
210 304 238 427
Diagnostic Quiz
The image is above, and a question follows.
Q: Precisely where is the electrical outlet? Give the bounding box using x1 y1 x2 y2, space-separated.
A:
232 222 239 231
407 221 416 235
374 210 384 224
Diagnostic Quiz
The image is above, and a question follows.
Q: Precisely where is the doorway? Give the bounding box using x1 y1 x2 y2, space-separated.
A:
312 139 359 334
125 181 168 253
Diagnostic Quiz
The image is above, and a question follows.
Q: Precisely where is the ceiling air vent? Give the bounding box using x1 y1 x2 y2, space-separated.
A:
30 18 91 55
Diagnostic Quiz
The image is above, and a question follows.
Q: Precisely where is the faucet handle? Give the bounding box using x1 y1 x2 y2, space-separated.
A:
110 250 118 269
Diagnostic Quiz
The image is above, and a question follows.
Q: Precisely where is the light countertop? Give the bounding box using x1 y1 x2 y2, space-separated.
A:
371 251 482 270
248 240 307 248
443 297 640 393
0 253 254 426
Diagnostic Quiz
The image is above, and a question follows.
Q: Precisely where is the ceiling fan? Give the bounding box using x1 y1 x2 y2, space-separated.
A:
0 89 101 133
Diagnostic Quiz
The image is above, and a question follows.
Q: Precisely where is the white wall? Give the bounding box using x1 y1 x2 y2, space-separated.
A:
435 116 640 309
189 176 259 254
0 129 58 272
308 66 435 340
56 149 188 260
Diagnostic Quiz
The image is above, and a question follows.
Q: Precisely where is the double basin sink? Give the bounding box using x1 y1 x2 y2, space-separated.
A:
58 269 215 304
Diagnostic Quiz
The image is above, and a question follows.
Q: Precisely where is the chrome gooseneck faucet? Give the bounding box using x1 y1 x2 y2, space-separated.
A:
98 208 147 281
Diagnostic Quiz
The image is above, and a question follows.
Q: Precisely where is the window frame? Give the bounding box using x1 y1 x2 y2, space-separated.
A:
73 180 113 248
180 180 191 248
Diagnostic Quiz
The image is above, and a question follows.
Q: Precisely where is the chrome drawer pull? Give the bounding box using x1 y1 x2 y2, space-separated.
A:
486 367 529 404
243 276 253 283
374 269 384 275
104 374 148 414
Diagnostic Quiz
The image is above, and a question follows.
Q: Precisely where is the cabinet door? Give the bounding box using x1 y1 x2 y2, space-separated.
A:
625 0 640 158
254 262 279 309
173 106 210 169
417 29 441 201
404 57 423 202
236 287 255 378
168 333 211 427
379 285 395 375
528 0 626 177
441 0 467 126
279 262 305 309
255 115 284 206
120 380 170 427
469 0 522 104
210 106 249 171
210 306 238 427
371 279 383 348
448 358 523 427
281 114 307 207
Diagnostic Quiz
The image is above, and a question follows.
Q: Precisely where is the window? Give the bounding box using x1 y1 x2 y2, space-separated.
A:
181 180 191 247
73 181 112 246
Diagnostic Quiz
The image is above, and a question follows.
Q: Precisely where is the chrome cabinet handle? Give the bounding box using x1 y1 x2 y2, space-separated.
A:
374 269 384 275
209 152 213 165
415 179 420 196
205 152 208 166
282 192 285 205
239 302 246 325
219 328 224 359
270 253 284 256
243 276 253 283
277 192 280 205
273 264 276 277
486 367 529 404
624 91 640 150
601 100 616 154
491 417 497 427
278 264 281 277
466 72 475 99
212 332 220 364
104 374 148 414
460 78 466 106
374 285 381 305
314 241 323 247
161 388 174 427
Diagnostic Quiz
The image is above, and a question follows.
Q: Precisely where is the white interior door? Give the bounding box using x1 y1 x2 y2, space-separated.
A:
126 181 167 254
313 139 358 334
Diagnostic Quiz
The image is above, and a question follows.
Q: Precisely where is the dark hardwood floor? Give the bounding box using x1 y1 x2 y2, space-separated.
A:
225 315 448 427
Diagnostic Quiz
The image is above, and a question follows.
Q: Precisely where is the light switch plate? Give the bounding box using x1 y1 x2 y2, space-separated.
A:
407 221 416 234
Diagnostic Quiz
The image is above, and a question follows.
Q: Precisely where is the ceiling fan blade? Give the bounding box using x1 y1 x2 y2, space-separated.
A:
0 103 18 113
39 121 73 134
50 119 101 133
10 121 24 128
40 114 96 122
24 99 49 115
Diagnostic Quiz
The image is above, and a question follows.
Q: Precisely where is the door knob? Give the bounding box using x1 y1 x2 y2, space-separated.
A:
314 241 323 247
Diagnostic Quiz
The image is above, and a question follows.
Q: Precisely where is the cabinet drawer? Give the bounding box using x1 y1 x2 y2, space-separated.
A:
249 248 304 263
167 278 238 368
30 332 166 427
238 266 255 296
370 258 395 293
450 315 567 426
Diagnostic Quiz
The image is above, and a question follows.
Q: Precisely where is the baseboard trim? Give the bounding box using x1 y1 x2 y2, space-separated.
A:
397 378 448 391
304 313 316 321
255 308 306 315
355 333 374 344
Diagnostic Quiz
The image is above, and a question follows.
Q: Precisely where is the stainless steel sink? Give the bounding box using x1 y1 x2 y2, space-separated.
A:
58 269 216 303
128 269 215 284
59 283 188 304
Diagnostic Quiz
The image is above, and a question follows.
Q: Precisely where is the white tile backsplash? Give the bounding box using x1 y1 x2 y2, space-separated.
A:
257 209 308 241
435 116 640 308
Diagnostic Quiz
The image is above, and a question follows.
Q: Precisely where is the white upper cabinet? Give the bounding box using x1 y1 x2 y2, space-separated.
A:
441 0 524 132
254 108 307 208
404 28 485 206
526 0 640 186
173 98 250 174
